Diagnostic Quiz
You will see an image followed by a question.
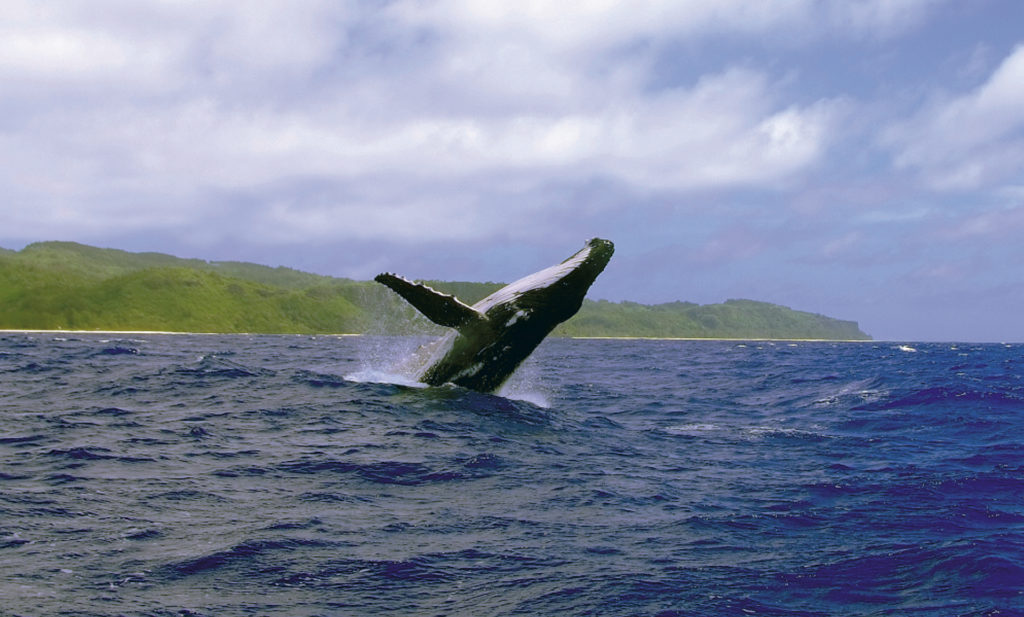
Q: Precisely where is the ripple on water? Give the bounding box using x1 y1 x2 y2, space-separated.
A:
0 335 1021 616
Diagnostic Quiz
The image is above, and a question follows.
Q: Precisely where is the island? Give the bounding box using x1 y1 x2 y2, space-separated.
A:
0 242 870 340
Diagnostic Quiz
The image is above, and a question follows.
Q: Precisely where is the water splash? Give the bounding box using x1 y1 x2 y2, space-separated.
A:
497 356 551 407
497 386 551 408
344 335 435 387
345 333 552 404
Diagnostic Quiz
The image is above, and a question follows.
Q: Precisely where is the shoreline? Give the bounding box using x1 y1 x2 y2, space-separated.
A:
0 329 360 337
3 329 876 342
1 330 1011 343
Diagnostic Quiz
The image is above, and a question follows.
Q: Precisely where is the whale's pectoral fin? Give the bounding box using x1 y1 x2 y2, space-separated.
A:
375 273 485 329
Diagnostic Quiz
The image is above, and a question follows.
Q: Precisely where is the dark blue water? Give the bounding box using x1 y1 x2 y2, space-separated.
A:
2 334 1022 616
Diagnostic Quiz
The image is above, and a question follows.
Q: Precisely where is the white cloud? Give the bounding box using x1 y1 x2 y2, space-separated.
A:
1 64 841 207
0 0 932 244
0 29 130 76
0 0 348 92
938 204 1024 240
884 44 1024 189
398 0 940 55
820 231 864 259
826 0 942 37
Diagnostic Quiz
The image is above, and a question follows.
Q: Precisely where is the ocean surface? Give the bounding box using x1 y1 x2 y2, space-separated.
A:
1 333 1022 617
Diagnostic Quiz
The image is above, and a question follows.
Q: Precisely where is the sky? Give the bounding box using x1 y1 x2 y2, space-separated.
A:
2 1 1023 342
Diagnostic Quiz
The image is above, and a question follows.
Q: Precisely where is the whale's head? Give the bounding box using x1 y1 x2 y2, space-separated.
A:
550 237 614 313
577 237 614 278
475 238 614 322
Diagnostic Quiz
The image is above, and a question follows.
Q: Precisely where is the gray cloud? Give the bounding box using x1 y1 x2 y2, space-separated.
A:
5 0 1024 340
0 0 885 246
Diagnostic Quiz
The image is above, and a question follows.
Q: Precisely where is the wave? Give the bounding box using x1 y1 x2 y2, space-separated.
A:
855 385 1024 411
662 423 831 443
95 345 139 356
168 354 275 379
4 335 1022 617
779 538 1024 610
163 537 339 578
275 455 506 485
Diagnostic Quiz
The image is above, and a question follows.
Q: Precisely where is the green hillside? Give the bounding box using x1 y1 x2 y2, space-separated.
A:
0 242 870 339
554 299 866 340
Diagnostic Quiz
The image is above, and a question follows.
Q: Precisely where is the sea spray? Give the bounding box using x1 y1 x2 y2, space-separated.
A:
344 334 434 386
497 353 551 407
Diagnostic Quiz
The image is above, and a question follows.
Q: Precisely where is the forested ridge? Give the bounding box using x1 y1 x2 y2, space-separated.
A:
0 242 870 339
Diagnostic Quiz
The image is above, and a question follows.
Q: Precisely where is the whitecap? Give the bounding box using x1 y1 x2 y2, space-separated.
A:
664 423 720 436
746 426 829 440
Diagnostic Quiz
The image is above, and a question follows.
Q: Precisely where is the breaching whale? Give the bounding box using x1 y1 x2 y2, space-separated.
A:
375 238 614 392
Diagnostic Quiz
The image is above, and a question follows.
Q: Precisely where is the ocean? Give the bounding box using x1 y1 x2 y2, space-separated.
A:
1 333 1022 616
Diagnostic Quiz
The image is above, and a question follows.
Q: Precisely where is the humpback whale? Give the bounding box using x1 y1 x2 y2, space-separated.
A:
375 238 614 392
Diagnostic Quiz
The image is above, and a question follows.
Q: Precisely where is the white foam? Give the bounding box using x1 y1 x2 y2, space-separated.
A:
665 423 720 435
498 387 550 408
343 369 425 388
746 426 827 439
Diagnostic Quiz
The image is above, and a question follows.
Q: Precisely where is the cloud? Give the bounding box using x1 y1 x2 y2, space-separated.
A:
937 204 1024 240
825 0 943 37
399 0 941 54
0 0 862 247
301 66 840 189
883 44 1024 189
692 223 770 264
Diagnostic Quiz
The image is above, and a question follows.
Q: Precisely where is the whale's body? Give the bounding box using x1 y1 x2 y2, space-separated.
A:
375 238 614 392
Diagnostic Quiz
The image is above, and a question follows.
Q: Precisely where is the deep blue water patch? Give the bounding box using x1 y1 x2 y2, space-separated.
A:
1 334 1022 616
